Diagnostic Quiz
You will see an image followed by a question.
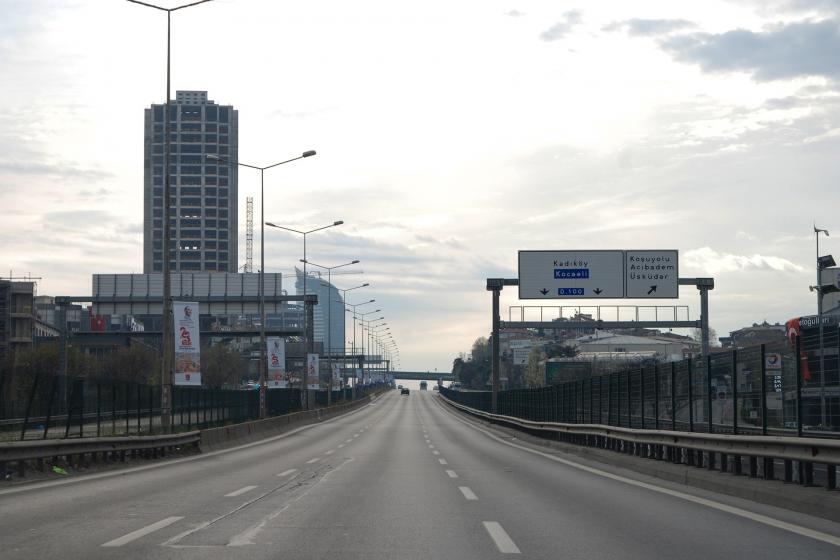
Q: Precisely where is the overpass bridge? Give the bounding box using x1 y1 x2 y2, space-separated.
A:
391 371 454 381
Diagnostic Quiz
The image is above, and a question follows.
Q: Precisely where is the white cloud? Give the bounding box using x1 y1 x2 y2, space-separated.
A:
683 247 805 274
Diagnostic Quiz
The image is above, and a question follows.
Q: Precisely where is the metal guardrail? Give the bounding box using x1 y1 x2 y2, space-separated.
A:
439 393 840 489
0 386 390 478
0 431 200 464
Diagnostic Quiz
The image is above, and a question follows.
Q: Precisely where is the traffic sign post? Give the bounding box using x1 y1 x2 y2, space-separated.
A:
625 250 678 298
518 249 679 300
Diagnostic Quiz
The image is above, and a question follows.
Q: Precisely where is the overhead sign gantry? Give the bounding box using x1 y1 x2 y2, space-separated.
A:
518 250 679 299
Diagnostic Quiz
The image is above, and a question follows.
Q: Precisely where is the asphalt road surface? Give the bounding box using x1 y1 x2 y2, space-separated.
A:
2 390 840 559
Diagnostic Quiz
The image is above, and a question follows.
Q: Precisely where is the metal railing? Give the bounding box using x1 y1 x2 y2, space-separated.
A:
460 337 840 436
439 389 840 490
1 374 388 441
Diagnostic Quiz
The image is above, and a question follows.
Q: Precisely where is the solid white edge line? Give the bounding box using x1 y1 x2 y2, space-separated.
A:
483 521 521 554
2 391 389 497
446 470 458 478
102 516 184 547
435 397 840 548
225 485 258 497
459 486 478 500
277 469 298 477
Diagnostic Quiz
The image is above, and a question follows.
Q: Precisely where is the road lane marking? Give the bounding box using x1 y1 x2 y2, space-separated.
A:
439 458 448 465
102 517 183 547
277 469 297 477
338 444 346 448
325 450 335 455
446 470 458 478
353 434 359 438
346 439 353 443
225 485 258 497
437 398 840 549
432 450 440 455
306 457 320 464
483 521 521 554
459 486 478 500
428 445 435 449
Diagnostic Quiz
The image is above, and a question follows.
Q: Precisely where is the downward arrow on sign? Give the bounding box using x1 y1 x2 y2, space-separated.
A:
540 288 549 295
593 288 603 295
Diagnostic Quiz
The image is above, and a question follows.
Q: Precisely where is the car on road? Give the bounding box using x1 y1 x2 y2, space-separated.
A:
397 384 403 389
420 381 428 391
432 385 439 391
400 387 410 395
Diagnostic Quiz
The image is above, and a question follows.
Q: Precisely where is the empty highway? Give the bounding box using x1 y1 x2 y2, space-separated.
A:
2 390 840 559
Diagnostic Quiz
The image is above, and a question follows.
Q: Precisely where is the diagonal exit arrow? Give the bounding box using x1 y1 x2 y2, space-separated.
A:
647 285 657 295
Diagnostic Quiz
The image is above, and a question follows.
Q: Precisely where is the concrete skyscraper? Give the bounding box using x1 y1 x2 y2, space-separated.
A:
143 91 238 273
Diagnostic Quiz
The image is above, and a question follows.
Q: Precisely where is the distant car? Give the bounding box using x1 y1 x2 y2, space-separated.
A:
401 388 410 395
397 384 403 389
420 381 428 391
432 385 439 391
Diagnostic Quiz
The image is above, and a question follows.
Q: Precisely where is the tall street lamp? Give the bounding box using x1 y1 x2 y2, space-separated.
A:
208 151 316 419
343 300 375 355
334 283 368 353
127 0 214 432
358 315 384 383
266 220 343 407
815 225 831 428
304 258 359 404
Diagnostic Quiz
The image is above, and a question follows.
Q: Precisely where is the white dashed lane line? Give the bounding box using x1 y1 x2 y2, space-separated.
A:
459 486 478 501
446 470 458 478
483 521 521 554
325 450 334 455
306 457 321 464
101 517 184 547
338 444 345 449
439 458 448 465
432 451 440 455
277 469 297 477
225 485 258 497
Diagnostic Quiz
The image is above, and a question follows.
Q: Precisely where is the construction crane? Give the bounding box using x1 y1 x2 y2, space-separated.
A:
245 196 254 273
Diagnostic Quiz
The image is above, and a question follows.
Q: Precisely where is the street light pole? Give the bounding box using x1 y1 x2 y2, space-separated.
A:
815 225 830 428
128 0 214 433
304 259 359 404
209 151 316 419
266 220 343 408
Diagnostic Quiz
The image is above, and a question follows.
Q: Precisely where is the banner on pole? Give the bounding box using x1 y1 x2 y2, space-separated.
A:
332 363 341 390
173 301 201 386
267 338 287 388
307 354 320 390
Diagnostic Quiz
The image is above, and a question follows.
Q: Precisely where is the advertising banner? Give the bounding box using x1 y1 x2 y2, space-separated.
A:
267 338 287 388
332 363 341 390
307 354 320 390
173 301 201 386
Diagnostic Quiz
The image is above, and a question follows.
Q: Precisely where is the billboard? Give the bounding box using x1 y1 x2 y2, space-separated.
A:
306 354 320 390
332 363 341 390
267 338 287 388
173 301 201 386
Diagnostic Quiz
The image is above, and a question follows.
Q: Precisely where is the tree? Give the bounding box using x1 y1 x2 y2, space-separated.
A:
102 344 157 384
201 342 247 388
692 327 719 346
544 342 579 359
523 345 546 388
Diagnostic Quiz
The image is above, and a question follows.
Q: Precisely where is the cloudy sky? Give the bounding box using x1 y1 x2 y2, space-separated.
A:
2 0 840 371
